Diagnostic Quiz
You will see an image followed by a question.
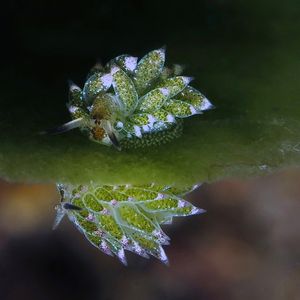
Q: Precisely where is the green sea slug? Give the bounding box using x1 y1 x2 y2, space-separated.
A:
53 183 204 265
46 48 213 149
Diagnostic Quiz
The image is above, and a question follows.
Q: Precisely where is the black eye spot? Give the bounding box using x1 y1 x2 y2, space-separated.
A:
93 118 100 125
63 203 82 211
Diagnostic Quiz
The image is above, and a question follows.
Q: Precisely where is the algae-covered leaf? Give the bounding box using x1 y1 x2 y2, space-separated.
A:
123 114 157 137
157 76 193 98
67 82 83 108
111 66 138 113
152 109 176 123
141 197 202 217
114 55 138 73
139 87 171 112
178 86 213 112
128 113 156 127
134 48 166 93
163 99 198 118
83 73 112 102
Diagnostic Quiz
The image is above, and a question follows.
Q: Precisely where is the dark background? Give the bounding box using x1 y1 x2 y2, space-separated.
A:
1 1 300 300
1 0 281 124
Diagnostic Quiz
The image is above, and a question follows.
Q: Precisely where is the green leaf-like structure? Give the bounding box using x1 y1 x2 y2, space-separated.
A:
54 183 204 265
55 48 212 149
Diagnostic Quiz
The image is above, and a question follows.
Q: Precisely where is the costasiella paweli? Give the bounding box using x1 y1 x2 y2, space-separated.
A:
43 48 213 150
53 183 205 265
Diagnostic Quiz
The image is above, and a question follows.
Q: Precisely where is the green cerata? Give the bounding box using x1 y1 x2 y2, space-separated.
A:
53 183 204 265
46 48 213 150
